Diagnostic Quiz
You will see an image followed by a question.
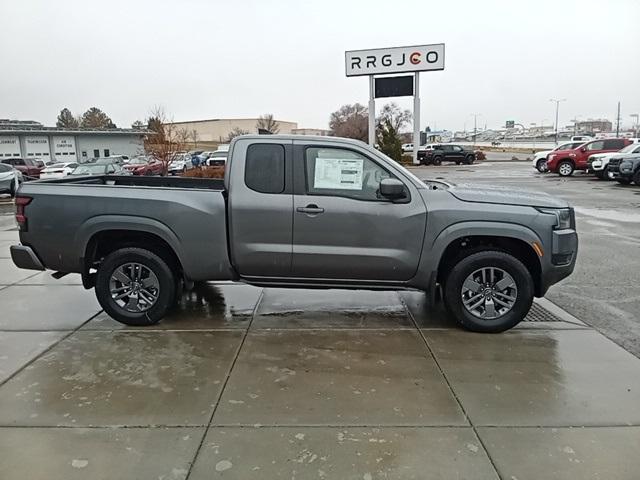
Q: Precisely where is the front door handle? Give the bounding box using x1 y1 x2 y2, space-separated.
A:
296 204 325 214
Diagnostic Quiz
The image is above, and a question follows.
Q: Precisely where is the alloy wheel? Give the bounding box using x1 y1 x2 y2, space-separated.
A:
461 267 518 319
109 262 160 312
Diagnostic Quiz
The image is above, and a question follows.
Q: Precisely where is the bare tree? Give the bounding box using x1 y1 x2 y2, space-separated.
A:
256 114 280 134
190 129 199 149
329 103 368 141
377 102 411 133
143 106 189 175
226 127 250 142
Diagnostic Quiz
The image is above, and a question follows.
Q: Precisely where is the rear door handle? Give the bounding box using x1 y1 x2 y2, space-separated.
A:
296 204 324 214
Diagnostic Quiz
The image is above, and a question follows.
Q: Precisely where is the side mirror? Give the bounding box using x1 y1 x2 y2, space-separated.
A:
379 178 406 199
580 147 586 152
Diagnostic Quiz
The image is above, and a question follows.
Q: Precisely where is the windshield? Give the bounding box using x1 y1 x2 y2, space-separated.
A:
619 143 638 153
211 151 227 158
72 165 106 175
364 144 427 188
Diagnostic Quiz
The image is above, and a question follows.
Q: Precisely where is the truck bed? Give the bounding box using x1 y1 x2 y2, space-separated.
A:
39 174 225 191
17 174 233 281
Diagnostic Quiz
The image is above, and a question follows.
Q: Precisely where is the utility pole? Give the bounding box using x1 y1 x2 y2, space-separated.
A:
615 101 621 137
550 98 566 145
631 114 639 137
471 113 481 147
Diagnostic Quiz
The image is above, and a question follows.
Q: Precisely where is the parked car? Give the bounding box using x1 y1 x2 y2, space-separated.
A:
401 143 414 153
198 151 217 163
417 144 476 165
123 157 164 176
608 154 640 185
587 141 640 179
168 153 194 175
207 151 228 167
1 157 44 180
570 135 593 142
70 163 129 176
0 163 23 196
546 138 631 176
39 162 79 179
532 141 585 173
10 135 577 333
93 155 129 165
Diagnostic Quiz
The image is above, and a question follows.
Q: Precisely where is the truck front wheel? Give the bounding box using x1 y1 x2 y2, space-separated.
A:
95 247 176 326
443 251 534 333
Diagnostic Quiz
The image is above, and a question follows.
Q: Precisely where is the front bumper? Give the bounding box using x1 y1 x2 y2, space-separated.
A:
539 229 578 295
10 245 45 271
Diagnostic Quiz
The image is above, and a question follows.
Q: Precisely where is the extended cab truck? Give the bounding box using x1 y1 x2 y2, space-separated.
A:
417 144 476 166
546 138 631 176
10 135 578 333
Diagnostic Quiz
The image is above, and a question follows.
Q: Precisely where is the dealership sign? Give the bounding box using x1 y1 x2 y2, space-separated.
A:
345 43 445 77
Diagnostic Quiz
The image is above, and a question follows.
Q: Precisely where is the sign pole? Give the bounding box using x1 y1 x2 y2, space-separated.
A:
368 75 375 146
412 72 420 165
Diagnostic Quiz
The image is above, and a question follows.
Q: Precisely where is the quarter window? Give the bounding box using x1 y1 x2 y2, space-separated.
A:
305 147 397 201
245 144 285 194
603 139 625 150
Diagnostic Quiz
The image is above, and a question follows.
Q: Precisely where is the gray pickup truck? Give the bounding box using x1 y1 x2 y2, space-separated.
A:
10 135 578 332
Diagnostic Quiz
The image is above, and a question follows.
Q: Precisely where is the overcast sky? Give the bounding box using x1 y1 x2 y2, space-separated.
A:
1 0 638 132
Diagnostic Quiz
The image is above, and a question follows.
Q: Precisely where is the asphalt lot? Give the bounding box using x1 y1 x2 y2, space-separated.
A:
407 160 640 359
1 163 640 479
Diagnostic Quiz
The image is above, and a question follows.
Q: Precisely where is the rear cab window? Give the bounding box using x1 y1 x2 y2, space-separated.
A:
245 144 285 194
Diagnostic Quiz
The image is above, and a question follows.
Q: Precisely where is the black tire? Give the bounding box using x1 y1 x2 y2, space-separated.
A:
557 160 574 177
594 170 605 180
634 170 640 186
443 250 534 333
433 156 442 166
617 178 631 185
465 155 475 165
455 161 461 165
95 247 176 326
536 159 547 173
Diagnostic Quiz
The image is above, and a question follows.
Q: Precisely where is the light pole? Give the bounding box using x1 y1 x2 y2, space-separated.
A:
550 98 566 145
630 114 639 137
470 113 481 147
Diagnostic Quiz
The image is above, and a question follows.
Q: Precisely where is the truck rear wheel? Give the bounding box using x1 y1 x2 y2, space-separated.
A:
443 250 534 333
95 247 176 326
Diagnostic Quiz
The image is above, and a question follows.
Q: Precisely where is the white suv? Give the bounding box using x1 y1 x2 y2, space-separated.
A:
588 140 640 179
532 141 585 173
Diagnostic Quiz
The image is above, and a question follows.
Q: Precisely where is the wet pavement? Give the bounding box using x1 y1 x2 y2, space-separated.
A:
2 165 640 479
2 232 640 478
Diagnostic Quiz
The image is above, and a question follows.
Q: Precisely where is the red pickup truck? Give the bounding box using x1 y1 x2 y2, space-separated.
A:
546 138 631 176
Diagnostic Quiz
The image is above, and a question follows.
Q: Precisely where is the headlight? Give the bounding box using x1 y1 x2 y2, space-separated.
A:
537 208 573 230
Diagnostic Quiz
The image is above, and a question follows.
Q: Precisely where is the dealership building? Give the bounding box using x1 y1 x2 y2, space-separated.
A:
0 120 147 162
167 117 299 143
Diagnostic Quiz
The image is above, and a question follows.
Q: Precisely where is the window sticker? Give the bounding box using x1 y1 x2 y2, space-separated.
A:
313 158 363 190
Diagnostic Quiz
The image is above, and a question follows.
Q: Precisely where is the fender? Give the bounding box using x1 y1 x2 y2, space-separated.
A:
410 220 542 291
74 215 186 272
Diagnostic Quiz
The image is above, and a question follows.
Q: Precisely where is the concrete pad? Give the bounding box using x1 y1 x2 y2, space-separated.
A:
425 330 640 426
0 331 242 426
214 330 466 426
0 258 38 285
478 426 640 480
399 291 458 328
0 331 66 383
83 283 261 331
0 427 202 480
253 289 413 329
0 240 13 257
189 427 498 479
0 285 101 331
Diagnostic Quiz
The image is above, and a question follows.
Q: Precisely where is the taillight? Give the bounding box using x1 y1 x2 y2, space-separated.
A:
15 196 32 231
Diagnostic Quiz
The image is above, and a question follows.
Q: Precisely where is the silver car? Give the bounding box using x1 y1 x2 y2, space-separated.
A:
0 163 22 196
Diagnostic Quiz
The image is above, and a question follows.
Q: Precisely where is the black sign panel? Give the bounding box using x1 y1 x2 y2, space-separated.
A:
374 76 414 98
